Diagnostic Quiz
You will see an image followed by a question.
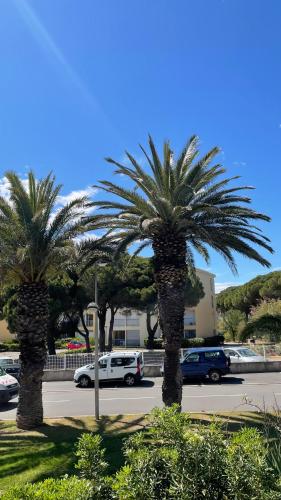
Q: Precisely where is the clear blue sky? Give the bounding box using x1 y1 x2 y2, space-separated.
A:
0 0 281 291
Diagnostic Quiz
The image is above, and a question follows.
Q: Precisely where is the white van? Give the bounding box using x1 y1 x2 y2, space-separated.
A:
74 351 144 387
0 367 19 403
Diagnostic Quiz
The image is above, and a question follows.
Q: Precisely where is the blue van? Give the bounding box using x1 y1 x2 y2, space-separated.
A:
181 347 230 382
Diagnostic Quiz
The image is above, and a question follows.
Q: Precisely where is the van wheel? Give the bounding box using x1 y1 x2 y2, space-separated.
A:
208 370 221 383
124 374 136 386
78 375 91 388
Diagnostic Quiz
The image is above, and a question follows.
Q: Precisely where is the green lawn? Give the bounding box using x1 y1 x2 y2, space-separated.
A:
0 412 276 494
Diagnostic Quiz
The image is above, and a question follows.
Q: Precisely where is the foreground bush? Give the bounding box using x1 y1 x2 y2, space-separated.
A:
2 476 93 500
3 406 281 499
114 406 280 500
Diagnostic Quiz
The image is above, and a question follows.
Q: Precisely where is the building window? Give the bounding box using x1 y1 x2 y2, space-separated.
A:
184 311 196 325
211 296 214 308
113 330 125 346
114 318 126 327
184 330 196 339
127 318 140 326
85 314 93 327
126 330 140 347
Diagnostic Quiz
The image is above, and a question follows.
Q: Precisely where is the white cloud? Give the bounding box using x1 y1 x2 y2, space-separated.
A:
56 186 97 207
0 177 11 200
0 176 97 222
215 282 241 293
233 161 247 167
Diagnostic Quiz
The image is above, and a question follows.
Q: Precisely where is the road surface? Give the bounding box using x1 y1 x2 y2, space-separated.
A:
1 373 281 419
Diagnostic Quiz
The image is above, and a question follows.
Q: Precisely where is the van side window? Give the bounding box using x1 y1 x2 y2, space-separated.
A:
111 357 135 367
204 351 222 360
186 353 200 363
123 358 135 366
110 358 123 367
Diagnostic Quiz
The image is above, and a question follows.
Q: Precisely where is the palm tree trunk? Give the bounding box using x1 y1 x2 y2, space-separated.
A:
47 331 56 355
98 305 107 352
16 282 49 429
79 311 91 353
108 306 117 351
153 236 186 407
146 309 158 349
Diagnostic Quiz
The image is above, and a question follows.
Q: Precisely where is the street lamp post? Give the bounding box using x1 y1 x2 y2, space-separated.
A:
88 274 100 420
94 275 99 420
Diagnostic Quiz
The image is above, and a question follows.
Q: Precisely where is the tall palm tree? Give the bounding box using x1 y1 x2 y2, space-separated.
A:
88 135 273 406
0 171 90 429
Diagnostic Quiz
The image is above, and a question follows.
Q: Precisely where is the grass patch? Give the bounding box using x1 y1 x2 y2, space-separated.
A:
0 412 277 494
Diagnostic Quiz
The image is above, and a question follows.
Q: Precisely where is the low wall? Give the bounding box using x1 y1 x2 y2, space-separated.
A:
43 361 281 381
230 361 281 374
43 365 161 381
43 370 75 381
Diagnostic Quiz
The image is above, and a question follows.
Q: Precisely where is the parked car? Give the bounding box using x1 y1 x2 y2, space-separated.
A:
0 357 20 380
74 351 144 387
161 347 230 382
66 340 86 350
0 366 19 403
223 347 265 363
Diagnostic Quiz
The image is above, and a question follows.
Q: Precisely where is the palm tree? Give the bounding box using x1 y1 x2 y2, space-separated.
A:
0 171 90 429
88 135 273 406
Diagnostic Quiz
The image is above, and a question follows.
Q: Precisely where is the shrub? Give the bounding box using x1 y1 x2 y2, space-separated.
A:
75 433 113 498
113 405 280 500
226 428 277 499
204 334 225 347
75 433 108 481
2 476 93 500
181 337 204 348
0 340 19 352
144 338 164 349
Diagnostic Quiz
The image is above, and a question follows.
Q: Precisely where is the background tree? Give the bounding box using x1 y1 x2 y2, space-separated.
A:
218 309 246 341
216 271 281 317
92 255 155 351
240 299 281 342
0 171 90 429
61 239 115 352
87 135 272 407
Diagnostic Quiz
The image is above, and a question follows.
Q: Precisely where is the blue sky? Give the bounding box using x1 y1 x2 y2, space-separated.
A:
0 0 281 291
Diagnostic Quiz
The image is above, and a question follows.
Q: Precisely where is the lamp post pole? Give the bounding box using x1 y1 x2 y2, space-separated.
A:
94 275 99 420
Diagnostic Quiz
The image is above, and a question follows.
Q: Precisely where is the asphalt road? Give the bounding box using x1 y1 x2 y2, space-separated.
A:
1 373 281 419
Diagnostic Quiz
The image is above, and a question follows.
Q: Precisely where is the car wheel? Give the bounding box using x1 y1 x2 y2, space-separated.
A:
78 375 91 388
124 374 136 386
208 369 221 383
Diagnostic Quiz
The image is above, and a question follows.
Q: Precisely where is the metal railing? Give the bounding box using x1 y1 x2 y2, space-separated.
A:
8 344 281 372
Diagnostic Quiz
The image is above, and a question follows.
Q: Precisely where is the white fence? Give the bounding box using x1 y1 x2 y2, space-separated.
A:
9 345 281 372
45 353 100 370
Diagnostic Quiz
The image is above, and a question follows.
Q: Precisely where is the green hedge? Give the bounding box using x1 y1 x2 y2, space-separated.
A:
2 477 93 500
144 335 225 350
0 341 19 352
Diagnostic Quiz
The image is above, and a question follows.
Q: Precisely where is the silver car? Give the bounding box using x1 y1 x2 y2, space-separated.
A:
223 347 265 363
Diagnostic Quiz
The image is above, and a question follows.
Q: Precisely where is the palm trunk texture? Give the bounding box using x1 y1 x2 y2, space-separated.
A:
98 306 107 352
16 282 49 429
146 310 158 349
108 306 115 352
153 235 186 407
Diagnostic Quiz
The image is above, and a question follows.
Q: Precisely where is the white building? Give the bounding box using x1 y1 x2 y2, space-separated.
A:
80 268 216 348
